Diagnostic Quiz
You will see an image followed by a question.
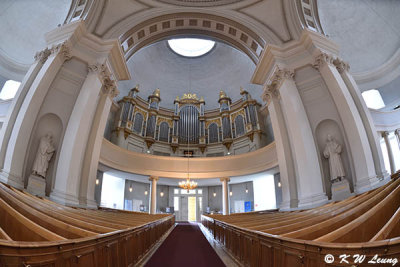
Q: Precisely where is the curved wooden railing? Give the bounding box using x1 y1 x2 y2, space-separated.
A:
202 177 400 266
0 183 174 266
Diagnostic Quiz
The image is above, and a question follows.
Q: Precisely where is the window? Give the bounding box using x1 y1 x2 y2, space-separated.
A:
362 89 385 110
181 189 196 194
197 189 202 194
168 38 215 57
174 196 179 211
174 188 179 194
0 80 21 100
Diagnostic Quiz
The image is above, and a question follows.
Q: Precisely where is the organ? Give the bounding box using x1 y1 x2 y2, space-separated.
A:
112 87 266 156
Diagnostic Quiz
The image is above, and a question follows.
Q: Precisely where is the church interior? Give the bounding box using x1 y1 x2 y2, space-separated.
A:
0 0 400 266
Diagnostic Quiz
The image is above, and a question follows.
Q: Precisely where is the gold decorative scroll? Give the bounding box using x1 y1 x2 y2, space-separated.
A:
134 106 148 120
156 116 173 127
231 109 246 121
205 118 221 128
182 93 199 100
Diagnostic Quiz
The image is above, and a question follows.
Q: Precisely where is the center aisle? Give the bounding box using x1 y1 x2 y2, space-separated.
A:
145 222 226 267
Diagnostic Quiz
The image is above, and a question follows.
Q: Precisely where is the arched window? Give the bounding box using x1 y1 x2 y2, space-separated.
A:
208 123 218 143
235 115 245 137
133 113 143 134
159 122 169 142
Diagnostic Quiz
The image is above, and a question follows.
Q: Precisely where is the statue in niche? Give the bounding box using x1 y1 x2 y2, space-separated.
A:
32 133 55 178
323 134 345 183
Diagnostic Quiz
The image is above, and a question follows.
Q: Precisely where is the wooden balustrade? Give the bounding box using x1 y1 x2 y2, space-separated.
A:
202 178 400 266
0 182 174 266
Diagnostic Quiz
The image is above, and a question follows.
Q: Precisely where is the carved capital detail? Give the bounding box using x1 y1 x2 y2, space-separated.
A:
50 41 71 61
262 83 280 106
381 131 389 138
88 63 106 75
313 52 335 70
102 76 119 99
333 58 350 74
34 48 52 64
271 68 295 85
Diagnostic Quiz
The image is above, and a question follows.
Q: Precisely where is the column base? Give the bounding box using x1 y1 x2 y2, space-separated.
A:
331 179 353 201
0 170 24 189
26 174 46 197
50 188 80 207
279 199 299 211
79 196 98 209
297 192 329 210
354 174 386 194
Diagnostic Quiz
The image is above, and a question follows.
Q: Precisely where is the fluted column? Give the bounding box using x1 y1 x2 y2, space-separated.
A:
382 131 396 174
220 177 230 215
149 176 158 214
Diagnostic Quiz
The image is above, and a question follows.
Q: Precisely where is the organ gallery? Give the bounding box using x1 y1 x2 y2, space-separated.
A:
0 0 399 266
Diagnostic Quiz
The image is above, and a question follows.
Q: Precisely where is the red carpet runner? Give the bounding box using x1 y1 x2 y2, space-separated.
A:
145 222 226 267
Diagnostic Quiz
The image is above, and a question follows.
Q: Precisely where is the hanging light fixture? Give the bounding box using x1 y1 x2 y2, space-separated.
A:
144 190 148 195
129 182 133 192
278 182 282 187
229 191 233 196
178 64 197 192
96 178 99 185
245 184 248 194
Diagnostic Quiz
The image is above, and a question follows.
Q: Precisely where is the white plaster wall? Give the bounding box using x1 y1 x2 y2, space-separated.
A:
295 66 355 196
22 59 87 193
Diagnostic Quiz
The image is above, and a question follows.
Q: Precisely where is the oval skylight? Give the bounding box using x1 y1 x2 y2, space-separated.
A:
168 38 215 57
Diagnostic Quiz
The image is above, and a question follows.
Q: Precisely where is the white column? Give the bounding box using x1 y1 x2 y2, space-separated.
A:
51 66 104 205
220 177 230 215
395 129 400 152
79 80 117 207
272 68 327 208
334 59 388 180
262 87 298 210
382 131 396 174
149 176 158 214
0 46 69 189
314 53 377 193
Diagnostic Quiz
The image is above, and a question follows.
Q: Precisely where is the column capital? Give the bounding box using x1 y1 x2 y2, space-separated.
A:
395 129 400 135
381 131 390 138
333 58 350 74
34 48 52 64
312 52 335 70
149 176 159 182
270 67 295 86
262 83 280 106
50 41 72 61
220 177 230 182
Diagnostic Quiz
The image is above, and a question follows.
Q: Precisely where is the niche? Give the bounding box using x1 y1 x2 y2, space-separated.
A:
315 119 354 199
24 113 63 196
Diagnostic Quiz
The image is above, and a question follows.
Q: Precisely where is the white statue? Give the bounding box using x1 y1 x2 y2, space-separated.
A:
323 134 345 183
32 133 55 178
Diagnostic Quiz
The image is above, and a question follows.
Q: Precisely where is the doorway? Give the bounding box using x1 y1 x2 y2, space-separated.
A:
188 196 196 221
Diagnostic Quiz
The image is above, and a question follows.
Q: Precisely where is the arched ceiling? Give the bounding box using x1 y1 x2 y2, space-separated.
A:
0 0 71 79
318 0 400 74
118 39 263 109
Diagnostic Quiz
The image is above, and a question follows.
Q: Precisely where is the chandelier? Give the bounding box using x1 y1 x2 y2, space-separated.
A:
179 178 197 190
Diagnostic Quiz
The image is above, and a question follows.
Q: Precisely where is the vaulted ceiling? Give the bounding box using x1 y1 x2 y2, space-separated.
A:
0 0 399 110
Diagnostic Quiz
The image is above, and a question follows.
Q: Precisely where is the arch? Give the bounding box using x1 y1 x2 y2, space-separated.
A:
114 12 278 65
315 119 354 199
